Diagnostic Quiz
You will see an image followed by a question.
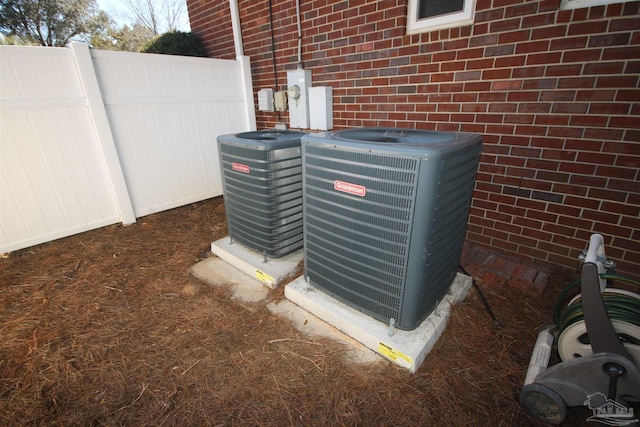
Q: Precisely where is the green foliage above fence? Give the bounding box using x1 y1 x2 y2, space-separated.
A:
140 31 206 57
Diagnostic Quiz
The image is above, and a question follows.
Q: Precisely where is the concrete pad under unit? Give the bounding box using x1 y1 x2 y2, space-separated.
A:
285 273 473 373
267 299 383 365
191 254 383 365
211 236 303 288
190 256 269 303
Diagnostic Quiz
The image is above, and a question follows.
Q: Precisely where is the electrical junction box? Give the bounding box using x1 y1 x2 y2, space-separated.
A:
287 69 312 129
258 88 274 112
309 86 333 131
274 91 287 112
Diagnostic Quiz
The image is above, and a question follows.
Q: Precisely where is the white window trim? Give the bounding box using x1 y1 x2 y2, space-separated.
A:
560 0 634 10
407 0 476 35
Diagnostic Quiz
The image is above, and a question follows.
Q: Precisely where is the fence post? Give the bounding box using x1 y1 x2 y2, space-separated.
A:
238 55 257 132
69 42 136 225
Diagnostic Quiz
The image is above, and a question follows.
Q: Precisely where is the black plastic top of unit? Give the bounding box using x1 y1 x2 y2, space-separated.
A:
218 130 307 149
303 127 482 155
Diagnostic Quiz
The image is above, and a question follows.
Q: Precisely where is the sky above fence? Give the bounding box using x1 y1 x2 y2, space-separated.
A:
96 0 191 32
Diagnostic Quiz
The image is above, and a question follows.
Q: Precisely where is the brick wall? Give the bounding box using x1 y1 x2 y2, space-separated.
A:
187 0 640 277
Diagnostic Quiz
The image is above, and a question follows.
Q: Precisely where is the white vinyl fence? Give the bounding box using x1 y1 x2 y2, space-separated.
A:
0 43 256 253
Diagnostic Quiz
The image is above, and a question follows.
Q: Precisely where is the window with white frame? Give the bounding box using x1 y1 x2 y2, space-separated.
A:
560 0 634 9
407 0 476 35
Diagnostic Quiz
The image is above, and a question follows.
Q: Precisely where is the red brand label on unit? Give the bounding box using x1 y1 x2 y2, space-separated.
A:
231 162 250 173
334 180 366 197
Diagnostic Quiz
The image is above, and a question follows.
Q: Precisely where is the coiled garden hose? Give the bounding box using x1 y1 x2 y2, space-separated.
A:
557 291 640 334
553 274 640 328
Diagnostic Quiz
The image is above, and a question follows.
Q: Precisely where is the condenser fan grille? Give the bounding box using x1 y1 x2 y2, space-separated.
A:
303 144 420 322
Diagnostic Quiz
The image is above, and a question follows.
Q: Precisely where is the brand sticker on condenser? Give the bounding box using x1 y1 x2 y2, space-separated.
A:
334 180 366 197
231 162 250 173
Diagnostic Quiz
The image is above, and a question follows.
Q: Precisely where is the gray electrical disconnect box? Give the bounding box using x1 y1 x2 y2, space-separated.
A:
218 130 306 258
302 127 482 330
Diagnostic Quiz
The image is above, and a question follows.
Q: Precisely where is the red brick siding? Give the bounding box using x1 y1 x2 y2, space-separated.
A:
188 0 640 277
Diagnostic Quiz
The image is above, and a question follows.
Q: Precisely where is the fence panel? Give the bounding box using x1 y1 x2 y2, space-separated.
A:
92 50 252 217
0 45 255 253
0 46 121 253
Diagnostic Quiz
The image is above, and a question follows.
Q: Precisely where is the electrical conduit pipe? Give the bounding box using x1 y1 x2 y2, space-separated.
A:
229 0 243 58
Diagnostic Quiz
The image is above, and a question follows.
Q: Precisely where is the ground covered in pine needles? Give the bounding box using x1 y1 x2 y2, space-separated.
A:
1 197 597 426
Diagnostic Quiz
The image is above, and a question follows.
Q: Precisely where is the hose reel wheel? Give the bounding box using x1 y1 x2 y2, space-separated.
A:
557 319 640 364
556 286 640 366
520 383 567 425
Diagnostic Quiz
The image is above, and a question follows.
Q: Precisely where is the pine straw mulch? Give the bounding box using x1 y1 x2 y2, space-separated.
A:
1 196 591 426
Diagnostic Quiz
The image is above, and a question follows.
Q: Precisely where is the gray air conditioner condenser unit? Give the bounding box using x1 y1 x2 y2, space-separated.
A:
218 130 306 258
301 127 482 330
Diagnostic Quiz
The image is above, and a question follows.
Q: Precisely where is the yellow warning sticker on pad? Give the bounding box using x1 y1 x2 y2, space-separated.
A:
255 269 274 286
378 342 413 369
